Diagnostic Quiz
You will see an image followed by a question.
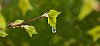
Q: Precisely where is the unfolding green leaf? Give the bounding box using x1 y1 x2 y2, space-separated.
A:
87 25 100 42
48 9 61 28
18 0 33 15
0 14 8 37
48 9 61 17
13 20 24 25
78 0 97 21
24 25 38 37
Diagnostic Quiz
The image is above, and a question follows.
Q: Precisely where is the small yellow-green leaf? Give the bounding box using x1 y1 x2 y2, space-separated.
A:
87 25 100 42
78 0 97 21
13 20 24 25
18 0 33 15
48 9 61 17
24 25 38 37
48 9 61 28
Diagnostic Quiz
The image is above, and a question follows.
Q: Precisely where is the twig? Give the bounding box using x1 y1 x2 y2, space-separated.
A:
8 12 48 28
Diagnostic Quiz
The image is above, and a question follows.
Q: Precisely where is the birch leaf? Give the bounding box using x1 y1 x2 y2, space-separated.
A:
87 25 100 42
24 25 38 37
18 0 33 15
78 0 98 21
48 9 61 28
13 20 24 25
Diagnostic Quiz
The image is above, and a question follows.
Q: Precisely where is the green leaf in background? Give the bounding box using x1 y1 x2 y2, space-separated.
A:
77 0 98 21
13 20 24 25
0 14 8 37
48 9 61 28
64 38 76 46
0 5 8 37
18 0 33 16
24 25 38 37
87 25 100 42
52 35 62 44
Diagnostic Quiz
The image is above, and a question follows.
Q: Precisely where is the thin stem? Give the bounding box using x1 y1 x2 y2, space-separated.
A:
16 15 45 26
8 12 48 28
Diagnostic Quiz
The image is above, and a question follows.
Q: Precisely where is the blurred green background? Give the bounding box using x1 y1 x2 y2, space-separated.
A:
0 0 100 46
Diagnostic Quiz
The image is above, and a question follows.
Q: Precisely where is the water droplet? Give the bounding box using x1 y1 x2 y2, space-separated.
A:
52 27 56 33
13 27 15 28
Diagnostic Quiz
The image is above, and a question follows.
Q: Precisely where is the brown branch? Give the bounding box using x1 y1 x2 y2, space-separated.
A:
8 12 48 28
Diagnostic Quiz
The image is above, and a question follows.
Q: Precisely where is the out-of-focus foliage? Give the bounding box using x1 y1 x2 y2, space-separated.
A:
52 35 62 44
64 38 76 46
88 25 100 42
0 0 100 46
18 0 33 15
78 0 99 21
0 5 8 37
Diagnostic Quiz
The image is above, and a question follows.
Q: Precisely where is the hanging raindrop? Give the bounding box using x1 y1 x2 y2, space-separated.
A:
13 27 15 28
52 27 56 33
